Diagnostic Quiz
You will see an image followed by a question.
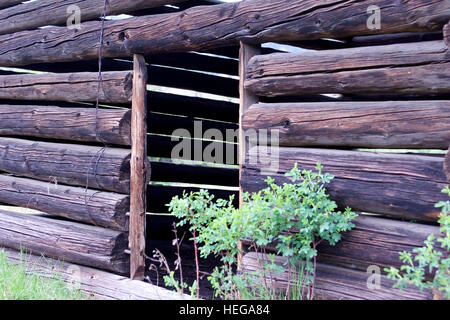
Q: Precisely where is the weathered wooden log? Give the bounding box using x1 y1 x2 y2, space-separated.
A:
240 252 433 300
0 175 129 230
0 105 131 145
241 215 442 273
0 209 129 274
0 0 449 66
0 72 132 103
241 147 448 222
242 100 450 149
444 21 450 47
445 148 450 183
0 0 186 35
129 54 148 280
245 41 450 96
0 0 22 10
247 41 449 79
2 247 190 300
0 137 131 193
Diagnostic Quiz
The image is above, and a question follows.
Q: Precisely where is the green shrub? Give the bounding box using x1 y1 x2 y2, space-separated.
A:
168 163 357 300
385 186 450 299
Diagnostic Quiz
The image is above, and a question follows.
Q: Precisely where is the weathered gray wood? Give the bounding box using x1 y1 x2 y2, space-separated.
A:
0 209 129 274
0 105 131 145
0 0 449 66
0 137 131 193
0 0 22 10
445 148 450 182
242 147 448 222
0 175 129 230
0 0 186 35
247 41 449 79
243 101 450 149
240 252 433 300
130 54 148 280
2 247 190 300
241 215 442 273
444 21 450 47
0 72 132 103
245 40 450 96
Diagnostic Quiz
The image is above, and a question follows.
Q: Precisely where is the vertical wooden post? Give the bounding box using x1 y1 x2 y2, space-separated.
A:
238 42 260 265
130 54 148 280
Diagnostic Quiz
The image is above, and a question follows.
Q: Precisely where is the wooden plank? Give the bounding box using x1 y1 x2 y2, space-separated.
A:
0 72 132 103
150 161 238 187
129 54 148 280
0 175 129 230
445 148 450 183
2 247 190 300
242 147 448 222
0 0 22 10
240 252 433 300
245 41 450 96
1 0 449 66
0 105 131 145
0 209 129 274
0 137 131 193
243 101 450 149
0 0 186 35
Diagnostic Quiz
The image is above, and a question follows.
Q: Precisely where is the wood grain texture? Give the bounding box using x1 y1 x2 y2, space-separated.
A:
444 21 450 47
0 0 449 66
242 147 448 222
245 40 450 96
0 209 129 274
0 175 129 230
0 105 131 145
0 72 132 103
445 148 450 182
247 41 449 79
243 101 450 149
0 0 186 35
129 54 148 280
0 137 131 193
240 252 433 300
2 247 190 300
241 215 442 273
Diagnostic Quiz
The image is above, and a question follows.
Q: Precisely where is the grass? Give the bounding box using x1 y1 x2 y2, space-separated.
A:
0 249 88 300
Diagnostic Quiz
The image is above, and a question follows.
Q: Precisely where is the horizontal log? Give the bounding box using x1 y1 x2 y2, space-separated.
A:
247 41 449 79
150 161 238 187
0 105 131 145
2 247 190 300
240 252 433 300
241 147 448 222
0 72 132 103
0 175 129 230
0 209 129 274
245 41 450 96
241 215 442 273
0 137 131 193
0 0 186 35
445 148 450 182
243 100 450 149
1 0 449 66
0 0 22 10
147 185 238 213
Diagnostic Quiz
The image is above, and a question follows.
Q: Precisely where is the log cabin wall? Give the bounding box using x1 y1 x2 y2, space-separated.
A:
0 0 449 299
